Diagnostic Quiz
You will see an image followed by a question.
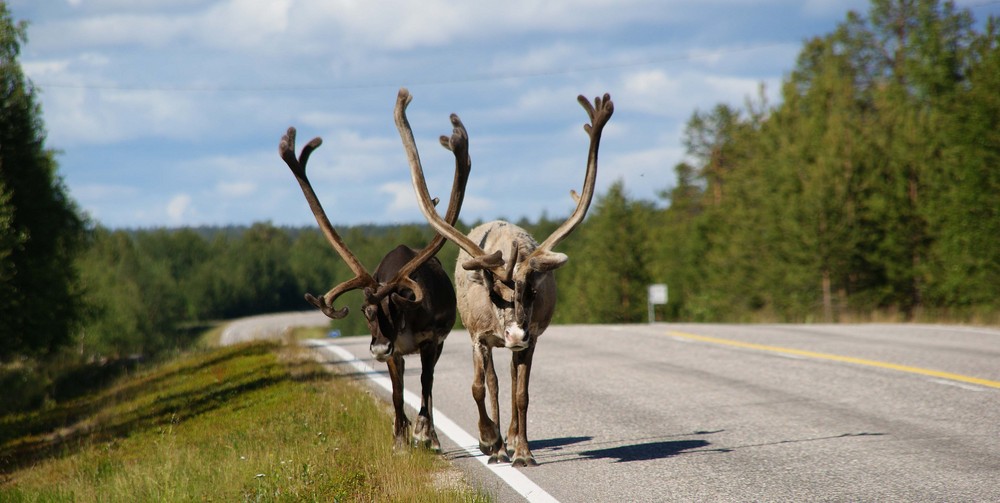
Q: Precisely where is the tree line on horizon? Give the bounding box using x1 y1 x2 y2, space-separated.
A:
2 0 999 365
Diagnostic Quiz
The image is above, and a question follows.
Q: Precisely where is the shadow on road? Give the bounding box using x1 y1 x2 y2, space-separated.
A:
529 436 592 450
530 430 886 465
578 439 715 463
533 430 727 464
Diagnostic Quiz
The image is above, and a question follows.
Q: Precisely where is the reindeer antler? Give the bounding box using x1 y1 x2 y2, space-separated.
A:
397 88 506 275
520 93 613 275
279 127 377 319
368 111 474 305
282 92 476 316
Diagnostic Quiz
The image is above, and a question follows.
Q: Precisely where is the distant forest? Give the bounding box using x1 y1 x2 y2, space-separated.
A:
4 0 999 363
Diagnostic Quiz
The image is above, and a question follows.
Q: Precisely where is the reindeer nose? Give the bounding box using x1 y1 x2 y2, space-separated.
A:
504 326 529 350
370 341 393 362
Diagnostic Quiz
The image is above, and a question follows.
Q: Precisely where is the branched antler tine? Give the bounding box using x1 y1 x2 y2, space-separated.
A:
279 128 302 175
578 94 596 123
305 276 370 319
570 189 581 204
383 103 477 303
279 126 375 318
298 136 323 169
534 93 614 255
396 87 504 274
305 293 346 318
372 274 422 306
437 114 470 228
461 250 504 271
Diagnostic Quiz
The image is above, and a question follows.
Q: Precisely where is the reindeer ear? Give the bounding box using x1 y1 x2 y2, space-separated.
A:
528 252 568 272
390 291 420 314
393 286 417 302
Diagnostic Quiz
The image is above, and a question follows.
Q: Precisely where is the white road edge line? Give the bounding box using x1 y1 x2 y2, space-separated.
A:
304 339 560 503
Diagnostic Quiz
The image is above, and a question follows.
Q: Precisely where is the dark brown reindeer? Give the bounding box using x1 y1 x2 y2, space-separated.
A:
278 112 472 451
396 88 613 466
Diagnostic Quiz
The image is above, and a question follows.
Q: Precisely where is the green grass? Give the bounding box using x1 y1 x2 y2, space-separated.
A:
0 340 492 502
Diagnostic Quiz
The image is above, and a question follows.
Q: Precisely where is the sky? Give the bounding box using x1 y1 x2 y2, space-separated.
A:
8 0 1000 229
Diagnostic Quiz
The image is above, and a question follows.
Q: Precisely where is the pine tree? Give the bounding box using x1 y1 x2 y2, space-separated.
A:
656 0 998 321
925 17 1000 310
557 181 653 323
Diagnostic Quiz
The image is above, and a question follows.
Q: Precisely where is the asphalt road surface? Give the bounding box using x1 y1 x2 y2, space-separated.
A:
218 310 330 345
230 318 1000 502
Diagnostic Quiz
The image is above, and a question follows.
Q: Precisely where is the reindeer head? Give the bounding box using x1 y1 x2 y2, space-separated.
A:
359 258 426 361
279 116 469 361
398 87 614 350
453 235 557 349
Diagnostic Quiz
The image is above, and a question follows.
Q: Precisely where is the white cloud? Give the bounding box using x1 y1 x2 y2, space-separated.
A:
619 69 778 118
45 14 187 48
28 1 292 52
22 59 70 76
196 0 292 50
287 0 676 51
622 69 683 100
27 50 211 146
9 0 878 228
488 42 583 76
166 193 194 224
378 181 419 218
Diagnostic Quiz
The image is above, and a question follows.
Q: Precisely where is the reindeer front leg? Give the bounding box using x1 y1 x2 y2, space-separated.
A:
413 341 443 451
472 340 509 463
386 356 410 451
508 344 537 467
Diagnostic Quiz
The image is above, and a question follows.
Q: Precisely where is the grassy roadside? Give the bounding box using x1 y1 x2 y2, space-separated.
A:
0 335 492 502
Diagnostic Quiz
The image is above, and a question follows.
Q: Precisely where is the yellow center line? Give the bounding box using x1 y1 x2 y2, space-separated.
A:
668 330 1000 390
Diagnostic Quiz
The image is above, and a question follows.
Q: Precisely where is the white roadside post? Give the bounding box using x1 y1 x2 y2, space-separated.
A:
648 283 668 323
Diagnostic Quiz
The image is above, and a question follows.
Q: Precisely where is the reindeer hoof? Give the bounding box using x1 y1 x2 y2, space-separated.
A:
478 441 492 456
479 439 503 456
511 456 537 468
487 451 511 464
412 436 442 453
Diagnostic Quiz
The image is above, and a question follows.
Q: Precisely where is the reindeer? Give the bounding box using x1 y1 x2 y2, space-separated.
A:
396 88 613 466
278 111 472 451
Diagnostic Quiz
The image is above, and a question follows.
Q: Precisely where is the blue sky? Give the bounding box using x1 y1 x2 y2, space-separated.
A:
9 0 999 228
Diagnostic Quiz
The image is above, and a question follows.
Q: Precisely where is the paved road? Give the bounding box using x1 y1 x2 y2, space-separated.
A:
220 315 1000 501
218 310 330 345
312 323 1000 502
